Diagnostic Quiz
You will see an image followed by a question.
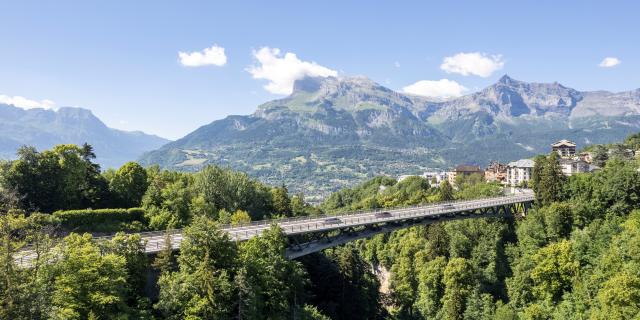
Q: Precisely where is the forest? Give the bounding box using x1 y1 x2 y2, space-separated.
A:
0 132 639 319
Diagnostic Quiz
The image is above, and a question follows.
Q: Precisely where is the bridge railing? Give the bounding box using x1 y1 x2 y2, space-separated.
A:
21 193 535 248
218 193 534 230
224 194 534 241
15 193 534 266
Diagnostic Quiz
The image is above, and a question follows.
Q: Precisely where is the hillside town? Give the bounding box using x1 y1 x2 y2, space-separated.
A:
399 139 634 188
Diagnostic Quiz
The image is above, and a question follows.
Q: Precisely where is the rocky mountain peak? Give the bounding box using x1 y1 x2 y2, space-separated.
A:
497 74 517 85
261 76 413 114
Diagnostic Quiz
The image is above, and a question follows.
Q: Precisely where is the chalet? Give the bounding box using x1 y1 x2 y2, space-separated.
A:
484 161 507 183
551 140 577 158
506 159 534 187
559 158 590 176
578 152 593 163
447 165 482 185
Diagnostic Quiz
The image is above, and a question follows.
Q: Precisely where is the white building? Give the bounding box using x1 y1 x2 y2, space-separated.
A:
552 140 577 158
559 158 590 176
421 171 447 185
506 159 535 187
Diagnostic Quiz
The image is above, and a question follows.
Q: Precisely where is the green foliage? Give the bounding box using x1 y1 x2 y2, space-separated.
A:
196 165 273 220
529 240 578 302
53 208 146 232
624 132 640 151
108 161 149 208
532 153 566 206
321 176 396 212
230 210 251 226
442 257 475 320
301 247 384 320
439 180 455 201
271 185 292 217
49 233 130 319
415 256 447 319
300 304 331 320
2 144 109 212
155 217 308 320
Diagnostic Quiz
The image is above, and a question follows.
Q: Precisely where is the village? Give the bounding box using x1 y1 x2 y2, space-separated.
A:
399 139 628 189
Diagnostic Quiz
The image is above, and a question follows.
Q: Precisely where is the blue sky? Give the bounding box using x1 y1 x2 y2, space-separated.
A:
0 1 638 139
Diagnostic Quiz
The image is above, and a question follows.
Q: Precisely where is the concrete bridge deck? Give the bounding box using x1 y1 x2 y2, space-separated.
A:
15 193 534 265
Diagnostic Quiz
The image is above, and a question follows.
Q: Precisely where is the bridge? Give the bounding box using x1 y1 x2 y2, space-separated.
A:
15 193 534 265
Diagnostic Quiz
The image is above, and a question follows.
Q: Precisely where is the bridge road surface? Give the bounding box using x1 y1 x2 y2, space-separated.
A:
15 193 534 266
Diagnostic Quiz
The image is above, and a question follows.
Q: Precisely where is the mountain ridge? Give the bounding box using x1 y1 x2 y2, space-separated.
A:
140 75 640 199
0 104 169 169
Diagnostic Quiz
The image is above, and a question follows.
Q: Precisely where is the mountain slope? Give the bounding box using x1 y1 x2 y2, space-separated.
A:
140 75 640 200
0 104 169 168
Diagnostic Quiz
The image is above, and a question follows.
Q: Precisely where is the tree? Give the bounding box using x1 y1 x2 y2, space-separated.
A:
152 231 176 274
592 271 640 320
624 132 640 151
300 304 331 320
530 240 578 302
439 180 455 202
155 216 237 319
539 202 573 241
590 144 609 167
49 233 130 319
3 144 108 212
442 257 475 320
0 203 28 319
415 256 447 319
301 248 383 320
271 185 292 217
196 165 272 220
239 225 306 319
532 153 565 206
109 162 149 208
230 210 251 226
105 233 148 300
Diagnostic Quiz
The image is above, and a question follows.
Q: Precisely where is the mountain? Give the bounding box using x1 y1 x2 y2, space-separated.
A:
0 104 169 169
140 75 640 200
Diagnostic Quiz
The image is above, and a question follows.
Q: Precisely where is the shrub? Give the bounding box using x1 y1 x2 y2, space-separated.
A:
53 208 146 232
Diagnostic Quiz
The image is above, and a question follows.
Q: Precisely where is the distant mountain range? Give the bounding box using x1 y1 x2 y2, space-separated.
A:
139 75 640 200
0 104 169 169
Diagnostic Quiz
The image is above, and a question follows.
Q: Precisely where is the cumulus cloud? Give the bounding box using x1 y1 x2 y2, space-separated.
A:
178 44 227 67
599 57 621 68
402 79 467 99
440 52 504 77
0 95 56 109
247 47 337 95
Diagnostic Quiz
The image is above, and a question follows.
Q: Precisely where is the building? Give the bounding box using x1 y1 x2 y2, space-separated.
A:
506 159 535 187
559 158 590 176
447 165 483 185
484 161 507 183
551 140 577 158
421 171 447 186
578 152 593 164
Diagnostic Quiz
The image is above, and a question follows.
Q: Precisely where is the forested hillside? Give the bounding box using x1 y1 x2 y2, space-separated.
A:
0 132 639 319
320 132 640 319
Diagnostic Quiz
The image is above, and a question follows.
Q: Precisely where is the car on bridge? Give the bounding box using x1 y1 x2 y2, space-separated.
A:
375 211 392 218
323 217 342 224
441 204 455 210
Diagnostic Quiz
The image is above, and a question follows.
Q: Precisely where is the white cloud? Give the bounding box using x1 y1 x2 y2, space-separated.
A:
599 57 621 68
178 44 227 67
402 79 468 99
247 47 337 95
440 52 504 77
394 61 401 68
0 95 56 109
